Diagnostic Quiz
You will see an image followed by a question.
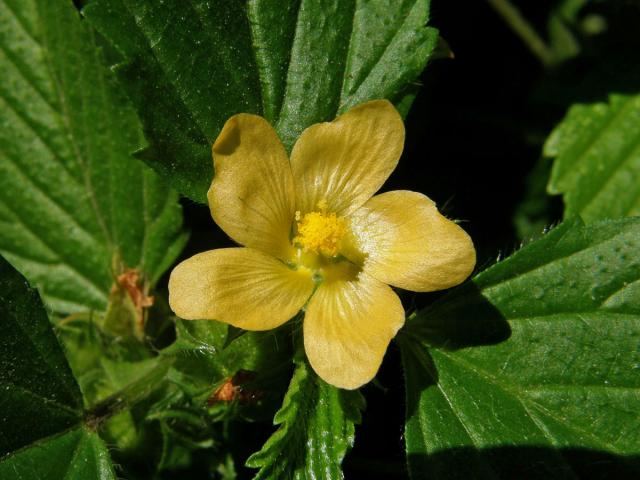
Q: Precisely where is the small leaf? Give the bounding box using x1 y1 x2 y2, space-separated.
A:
246 356 365 479
0 0 187 313
103 280 140 339
84 0 439 202
400 218 640 478
166 320 292 420
0 256 117 478
546 90 640 222
546 0 588 64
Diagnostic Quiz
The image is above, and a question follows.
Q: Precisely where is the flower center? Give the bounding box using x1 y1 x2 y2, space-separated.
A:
293 200 346 257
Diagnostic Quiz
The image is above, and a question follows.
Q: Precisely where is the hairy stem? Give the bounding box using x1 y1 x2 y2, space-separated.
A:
84 355 173 429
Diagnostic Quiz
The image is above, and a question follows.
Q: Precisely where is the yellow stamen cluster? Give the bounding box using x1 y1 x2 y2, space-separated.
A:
294 201 347 257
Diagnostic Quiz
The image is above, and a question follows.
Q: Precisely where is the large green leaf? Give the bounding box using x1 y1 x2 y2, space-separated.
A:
0 428 117 480
0 256 116 478
400 218 640 478
84 0 438 202
246 356 365 479
0 0 187 313
0 256 82 456
82 0 262 202
546 91 640 222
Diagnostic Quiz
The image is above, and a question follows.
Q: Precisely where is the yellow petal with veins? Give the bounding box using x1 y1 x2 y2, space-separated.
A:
169 248 314 330
349 190 476 292
290 100 404 216
209 114 295 260
303 272 405 389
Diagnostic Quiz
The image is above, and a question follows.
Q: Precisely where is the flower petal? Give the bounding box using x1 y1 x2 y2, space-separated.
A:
209 114 295 259
290 100 404 216
349 190 476 292
169 248 314 330
303 272 404 389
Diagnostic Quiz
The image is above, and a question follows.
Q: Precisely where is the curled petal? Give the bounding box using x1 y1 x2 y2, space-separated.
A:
291 100 404 216
209 114 296 260
303 272 405 389
169 248 314 330
349 190 476 292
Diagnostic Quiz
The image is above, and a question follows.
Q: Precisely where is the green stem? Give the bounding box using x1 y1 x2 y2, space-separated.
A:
84 355 173 429
486 0 555 68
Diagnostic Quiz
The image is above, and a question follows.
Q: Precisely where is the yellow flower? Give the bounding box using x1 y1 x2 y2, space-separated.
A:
168 100 475 389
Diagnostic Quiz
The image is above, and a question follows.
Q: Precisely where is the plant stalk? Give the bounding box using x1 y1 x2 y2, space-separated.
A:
83 355 174 429
486 0 555 68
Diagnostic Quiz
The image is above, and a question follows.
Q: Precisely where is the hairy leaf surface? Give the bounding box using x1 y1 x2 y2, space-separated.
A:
0 0 187 312
0 257 116 478
546 91 640 222
246 357 364 479
84 0 438 202
0 256 82 456
400 218 640 478
0 428 117 480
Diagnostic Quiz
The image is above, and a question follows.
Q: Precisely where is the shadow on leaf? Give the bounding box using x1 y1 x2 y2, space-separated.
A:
407 446 640 480
402 282 511 351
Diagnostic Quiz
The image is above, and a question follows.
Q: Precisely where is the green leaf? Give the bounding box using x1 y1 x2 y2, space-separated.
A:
0 0 187 313
546 91 640 222
0 428 117 480
84 0 438 202
0 256 82 456
0 256 116 478
83 0 262 203
400 218 640 478
168 319 281 383
546 0 588 65
246 357 365 479
166 320 293 420
264 0 438 149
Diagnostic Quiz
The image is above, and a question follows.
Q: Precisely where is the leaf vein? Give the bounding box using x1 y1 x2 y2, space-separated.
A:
437 349 629 454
